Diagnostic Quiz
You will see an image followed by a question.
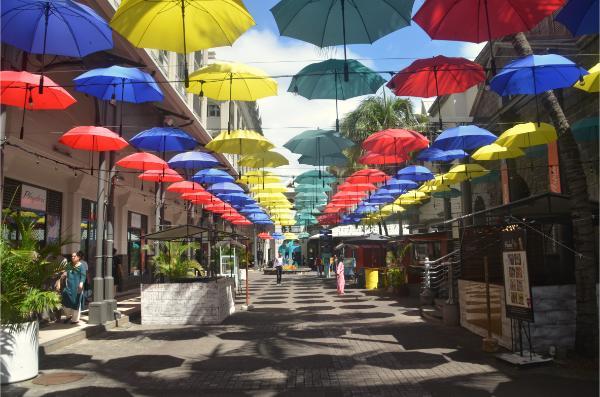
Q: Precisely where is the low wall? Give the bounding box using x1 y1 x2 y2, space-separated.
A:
141 278 235 325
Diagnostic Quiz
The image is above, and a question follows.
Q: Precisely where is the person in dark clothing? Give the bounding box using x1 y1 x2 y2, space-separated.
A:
275 253 284 284
112 248 122 294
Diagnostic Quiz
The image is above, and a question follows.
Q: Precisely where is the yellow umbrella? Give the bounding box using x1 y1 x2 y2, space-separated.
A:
471 143 524 161
418 184 450 193
206 130 274 155
188 62 277 101
283 232 298 240
110 0 255 85
277 219 296 226
422 174 452 187
445 164 489 183
380 204 405 215
250 183 287 193
238 171 281 185
268 208 294 214
239 151 289 168
399 190 429 201
574 63 599 93
496 122 557 148
394 198 422 206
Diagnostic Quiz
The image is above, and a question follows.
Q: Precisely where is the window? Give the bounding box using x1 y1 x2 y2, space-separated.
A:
208 104 220 117
80 199 97 261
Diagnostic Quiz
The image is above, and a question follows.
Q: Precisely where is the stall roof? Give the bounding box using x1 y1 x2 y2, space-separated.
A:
344 233 391 245
144 225 250 241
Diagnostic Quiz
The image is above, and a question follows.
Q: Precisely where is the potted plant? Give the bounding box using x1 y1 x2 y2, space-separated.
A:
1 212 66 384
153 241 203 282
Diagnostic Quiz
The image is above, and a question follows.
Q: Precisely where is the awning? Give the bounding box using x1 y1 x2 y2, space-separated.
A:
344 233 390 245
144 225 207 241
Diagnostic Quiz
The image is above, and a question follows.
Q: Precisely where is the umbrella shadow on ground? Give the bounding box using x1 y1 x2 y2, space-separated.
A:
88 328 208 342
365 351 448 370
217 331 278 341
39 353 94 370
294 299 325 304
105 355 185 372
190 356 274 372
40 386 134 397
254 300 288 305
400 309 421 316
295 306 336 311
274 354 357 370
285 328 345 339
337 304 378 310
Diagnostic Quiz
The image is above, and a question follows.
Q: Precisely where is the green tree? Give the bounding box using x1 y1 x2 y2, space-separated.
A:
153 241 202 280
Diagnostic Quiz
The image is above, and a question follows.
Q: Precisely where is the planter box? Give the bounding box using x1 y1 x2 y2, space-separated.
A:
141 278 235 325
1 321 39 384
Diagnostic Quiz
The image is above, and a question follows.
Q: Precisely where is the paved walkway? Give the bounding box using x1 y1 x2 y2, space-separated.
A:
5 272 598 397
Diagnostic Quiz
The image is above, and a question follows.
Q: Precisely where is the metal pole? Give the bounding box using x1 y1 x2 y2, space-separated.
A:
89 152 107 324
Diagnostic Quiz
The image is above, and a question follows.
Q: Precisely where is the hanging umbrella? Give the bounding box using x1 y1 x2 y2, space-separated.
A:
432 125 497 152
386 56 485 129
168 151 220 170
362 129 429 157
193 169 235 184
250 183 287 194
556 0 598 36
283 232 298 240
338 182 377 192
289 58 385 130
180 192 215 205
445 164 490 183
383 178 419 191
218 193 253 205
432 188 462 199
418 184 450 193
413 0 565 73
295 184 333 193
296 191 328 200
284 129 354 157
471 143 525 161
571 117 599 142
168 181 204 193
298 232 310 239
59 126 128 152
574 63 599 93
346 169 390 184
295 170 336 184
206 130 274 155
398 191 429 201
397 165 434 181
417 147 468 162
298 153 348 166
74 66 164 135
239 151 289 168
258 232 273 240
208 182 244 194
238 171 281 185
130 127 197 153
271 0 414 81
139 169 184 183
110 0 255 86
496 122 557 148
1 70 76 139
358 151 408 166
116 152 168 171
1 0 113 92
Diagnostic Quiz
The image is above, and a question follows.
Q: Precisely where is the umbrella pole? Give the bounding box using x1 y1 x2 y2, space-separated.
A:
532 70 541 126
335 71 340 131
228 74 233 133
19 85 30 140
433 68 443 131
180 0 189 87
119 78 125 136
341 0 349 82
483 0 497 75
38 3 50 94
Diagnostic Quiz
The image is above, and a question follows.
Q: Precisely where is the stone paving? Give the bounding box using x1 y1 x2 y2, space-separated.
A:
4 272 598 397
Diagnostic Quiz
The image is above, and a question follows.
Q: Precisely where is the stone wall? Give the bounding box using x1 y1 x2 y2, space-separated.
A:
530 285 576 354
141 278 235 325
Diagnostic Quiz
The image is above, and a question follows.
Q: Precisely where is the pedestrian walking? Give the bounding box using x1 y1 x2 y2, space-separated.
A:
61 251 87 324
336 255 345 295
275 253 284 284
315 257 323 277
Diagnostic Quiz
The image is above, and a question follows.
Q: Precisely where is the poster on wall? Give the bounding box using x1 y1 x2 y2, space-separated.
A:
502 226 534 322
21 185 46 211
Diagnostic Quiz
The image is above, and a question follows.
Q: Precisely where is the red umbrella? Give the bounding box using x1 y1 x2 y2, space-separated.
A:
362 129 429 157
167 181 204 193
358 151 408 165
204 203 233 213
318 214 340 225
59 126 128 151
116 152 168 171
258 232 273 240
346 169 390 184
180 191 215 203
1 70 77 139
386 56 485 128
323 206 346 214
413 0 565 73
233 219 252 226
138 169 184 183
337 182 377 192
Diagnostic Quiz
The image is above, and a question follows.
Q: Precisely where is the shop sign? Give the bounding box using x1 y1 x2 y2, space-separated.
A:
20 185 46 211
501 226 534 322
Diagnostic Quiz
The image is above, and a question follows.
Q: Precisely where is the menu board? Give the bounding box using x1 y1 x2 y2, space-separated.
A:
501 227 534 322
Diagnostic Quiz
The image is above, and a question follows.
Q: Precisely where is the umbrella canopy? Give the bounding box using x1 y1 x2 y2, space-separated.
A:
432 125 497 151
574 63 599 93
471 143 525 161
59 126 128 152
239 151 289 168
289 59 385 100
218 193 253 205
284 129 354 157
362 129 429 156
192 169 235 184
250 183 287 194
208 182 244 194
295 184 333 193
258 232 273 240
295 170 336 184
130 127 197 152
359 150 409 165
556 0 598 36
73 66 163 103
496 122 557 148
490 54 588 96
168 151 220 170
167 181 204 193
138 169 184 183
398 191 429 201
0 70 76 112
383 178 419 191
187 62 277 101
445 164 490 183
206 130 274 155
1 0 113 58
417 147 468 162
397 165 434 181
298 153 348 166
338 183 377 192
346 169 390 184
238 171 281 185
413 0 565 43
116 152 168 171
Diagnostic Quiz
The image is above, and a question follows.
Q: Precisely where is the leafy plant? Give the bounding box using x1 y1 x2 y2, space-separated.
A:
153 241 203 280
387 267 406 288
1 212 67 325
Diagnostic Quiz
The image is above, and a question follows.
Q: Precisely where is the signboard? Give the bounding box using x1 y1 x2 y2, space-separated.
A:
501 226 534 322
20 184 46 211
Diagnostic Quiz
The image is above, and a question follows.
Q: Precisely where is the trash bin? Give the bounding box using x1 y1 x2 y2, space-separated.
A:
357 268 366 288
365 268 379 290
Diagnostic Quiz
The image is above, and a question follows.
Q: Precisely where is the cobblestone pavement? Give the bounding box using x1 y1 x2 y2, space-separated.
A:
5 273 598 397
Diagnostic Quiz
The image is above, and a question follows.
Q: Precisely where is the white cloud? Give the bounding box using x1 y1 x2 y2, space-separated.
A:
214 29 375 176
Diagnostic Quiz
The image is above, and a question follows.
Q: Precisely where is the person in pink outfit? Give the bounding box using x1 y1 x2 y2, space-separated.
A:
336 256 345 295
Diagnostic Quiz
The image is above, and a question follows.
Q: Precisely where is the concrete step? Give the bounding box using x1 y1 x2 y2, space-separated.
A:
421 305 443 324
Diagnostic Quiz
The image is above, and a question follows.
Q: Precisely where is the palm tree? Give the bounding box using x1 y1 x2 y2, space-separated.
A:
511 32 598 356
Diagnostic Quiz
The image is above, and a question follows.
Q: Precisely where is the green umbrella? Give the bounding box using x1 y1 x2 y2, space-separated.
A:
271 0 414 81
295 183 332 192
296 191 328 201
299 153 348 166
572 117 599 142
284 129 354 169
289 59 385 130
432 188 461 199
295 170 336 184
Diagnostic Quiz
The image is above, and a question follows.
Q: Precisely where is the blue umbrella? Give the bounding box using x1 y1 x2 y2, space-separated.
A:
367 194 395 204
192 169 235 184
396 166 434 182
207 182 244 195
375 187 404 197
417 147 469 162
490 54 588 96
168 151 220 170
355 205 379 215
431 126 497 152
556 0 598 36
240 207 265 215
218 193 253 205
271 232 284 240
130 127 197 152
382 178 418 191
1 0 113 91
74 66 164 134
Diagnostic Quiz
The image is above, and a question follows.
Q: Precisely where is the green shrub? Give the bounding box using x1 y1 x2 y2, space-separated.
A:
153 241 203 280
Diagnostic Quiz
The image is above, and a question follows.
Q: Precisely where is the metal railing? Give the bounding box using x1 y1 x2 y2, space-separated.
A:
412 248 462 302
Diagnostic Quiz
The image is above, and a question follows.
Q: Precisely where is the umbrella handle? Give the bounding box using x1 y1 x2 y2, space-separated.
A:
38 3 51 94
483 1 497 75
180 0 189 87
341 0 349 82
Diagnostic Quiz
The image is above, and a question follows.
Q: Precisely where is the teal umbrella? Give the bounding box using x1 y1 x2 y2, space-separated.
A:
271 0 414 81
572 117 599 142
296 191 328 201
432 188 461 199
295 183 332 192
295 170 336 184
284 129 354 169
289 59 385 130
298 153 348 166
